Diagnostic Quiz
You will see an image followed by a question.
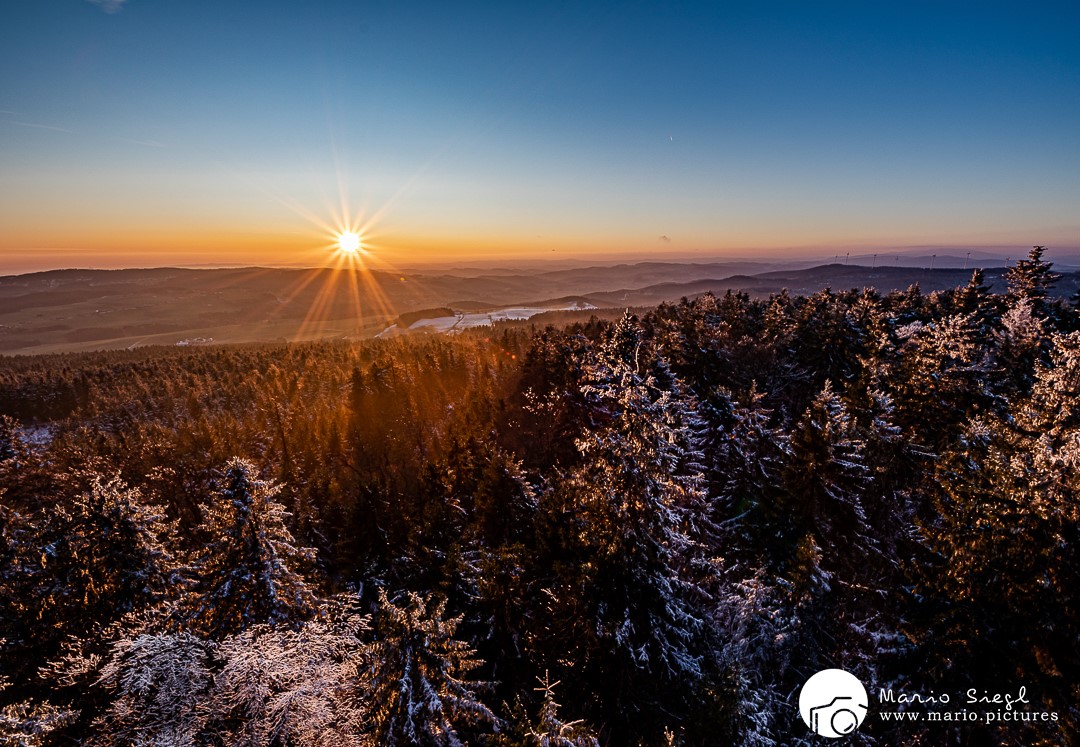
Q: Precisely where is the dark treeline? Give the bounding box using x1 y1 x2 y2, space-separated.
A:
1 247 1078 746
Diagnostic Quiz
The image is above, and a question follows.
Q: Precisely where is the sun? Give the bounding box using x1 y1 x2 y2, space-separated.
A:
337 231 362 254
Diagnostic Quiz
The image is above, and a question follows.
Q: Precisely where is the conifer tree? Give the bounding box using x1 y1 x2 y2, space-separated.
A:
210 611 371 747
705 385 789 546
903 330 1080 746
532 314 721 741
414 439 539 701
954 268 993 320
890 282 927 323
93 632 216 747
994 298 1047 393
0 416 58 508
0 503 32 678
784 289 866 394
0 416 21 464
767 382 871 570
1004 245 1061 314
887 312 993 448
179 458 317 638
1026 330 1080 437
523 676 600 747
915 409 1079 744
757 383 885 718
0 675 74 747
368 589 496 747
709 571 789 747
3 474 176 688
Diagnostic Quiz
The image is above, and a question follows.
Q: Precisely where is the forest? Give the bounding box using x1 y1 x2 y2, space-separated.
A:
0 247 1077 746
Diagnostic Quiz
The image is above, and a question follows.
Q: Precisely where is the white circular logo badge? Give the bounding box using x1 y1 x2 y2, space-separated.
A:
799 669 869 738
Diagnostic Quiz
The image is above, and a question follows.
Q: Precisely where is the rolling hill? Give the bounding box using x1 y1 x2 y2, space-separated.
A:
2 261 1076 354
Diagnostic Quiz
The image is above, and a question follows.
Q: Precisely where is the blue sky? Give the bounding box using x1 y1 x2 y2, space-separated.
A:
2 0 1078 271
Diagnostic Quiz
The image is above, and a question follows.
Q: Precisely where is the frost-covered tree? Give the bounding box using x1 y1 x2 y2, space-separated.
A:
767 382 871 570
93 632 216 747
179 458 317 638
419 441 539 702
89 605 372 747
1025 330 1080 438
0 416 23 465
949 267 1004 335
210 610 371 747
0 503 32 677
994 298 1048 393
908 332 1080 744
522 676 599 747
704 385 789 548
36 475 175 623
752 382 887 735
0 664 75 747
401 438 536 610
783 288 868 394
1004 245 1061 314
532 314 722 742
887 312 993 449
368 589 496 747
0 416 64 516
2 474 176 688
954 268 992 314
707 571 791 747
914 412 1079 745
509 330 595 472
0 698 73 747
853 388 923 572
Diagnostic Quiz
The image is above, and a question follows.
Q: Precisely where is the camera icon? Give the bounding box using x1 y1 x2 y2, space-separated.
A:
808 695 867 737
799 669 869 738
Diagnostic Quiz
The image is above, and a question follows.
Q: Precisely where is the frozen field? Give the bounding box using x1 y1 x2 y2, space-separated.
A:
377 302 596 337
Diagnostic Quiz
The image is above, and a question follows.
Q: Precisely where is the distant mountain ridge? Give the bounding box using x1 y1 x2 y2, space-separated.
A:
2 262 1077 355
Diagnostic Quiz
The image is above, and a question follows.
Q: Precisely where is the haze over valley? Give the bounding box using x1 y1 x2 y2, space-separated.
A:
6 258 1080 354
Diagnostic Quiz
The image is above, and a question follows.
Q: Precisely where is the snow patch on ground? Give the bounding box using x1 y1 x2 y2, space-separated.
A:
377 302 596 338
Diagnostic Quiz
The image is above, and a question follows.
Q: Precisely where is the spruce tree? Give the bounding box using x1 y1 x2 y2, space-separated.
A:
768 382 871 571
0 674 74 747
954 268 993 319
3 474 176 688
1004 245 1061 314
906 332 1080 745
210 611 371 747
93 632 216 747
368 589 495 747
756 382 886 727
0 416 58 509
523 675 600 747
705 384 789 551
532 314 721 742
915 414 1079 744
888 312 993 450
994 298 1047 393
0 416 21 464
179 458 317 638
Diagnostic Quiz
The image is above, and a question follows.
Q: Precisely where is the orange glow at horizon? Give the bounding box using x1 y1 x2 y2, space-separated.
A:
6 199 1069 276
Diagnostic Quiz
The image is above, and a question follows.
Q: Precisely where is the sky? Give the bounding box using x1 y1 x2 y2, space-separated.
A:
2 0 1079 274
